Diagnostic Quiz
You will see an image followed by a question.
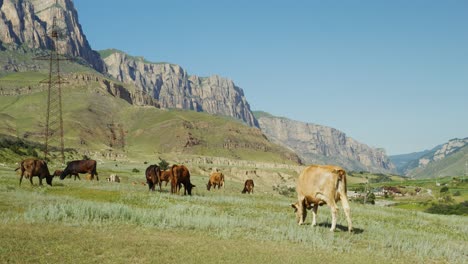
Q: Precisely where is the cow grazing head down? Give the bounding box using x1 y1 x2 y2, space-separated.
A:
171 165 195 195
291 165 353 232
16 158 53 186
60 160 98 181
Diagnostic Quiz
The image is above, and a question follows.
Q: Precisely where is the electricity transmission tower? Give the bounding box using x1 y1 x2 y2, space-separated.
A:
34 2 69 164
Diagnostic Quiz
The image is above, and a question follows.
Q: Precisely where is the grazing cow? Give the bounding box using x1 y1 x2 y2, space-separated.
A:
242 179 254 194
290 165 352 232
207 172 225 190
15 158 53 186
106 174 120 183
145 165 161 191
158 169 172 191
53 170 80 180
60 160 98 181
171 164 195 195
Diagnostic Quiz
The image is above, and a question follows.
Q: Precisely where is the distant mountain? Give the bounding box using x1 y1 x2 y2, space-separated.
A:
404 138 468 178
101 50 258 127
390 150 432 175
255 112 396 173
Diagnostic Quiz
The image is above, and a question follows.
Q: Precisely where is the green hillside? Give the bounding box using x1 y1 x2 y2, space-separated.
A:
0 71 301 166
408 144 468 178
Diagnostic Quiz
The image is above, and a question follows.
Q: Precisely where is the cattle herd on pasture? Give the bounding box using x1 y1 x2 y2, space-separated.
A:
14 158 353 232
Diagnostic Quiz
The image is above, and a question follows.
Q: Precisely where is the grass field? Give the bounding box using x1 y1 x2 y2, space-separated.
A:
0 164 466 264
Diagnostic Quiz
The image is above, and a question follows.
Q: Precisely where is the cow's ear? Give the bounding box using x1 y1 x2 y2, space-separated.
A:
291 203 298 212
333 169 346 178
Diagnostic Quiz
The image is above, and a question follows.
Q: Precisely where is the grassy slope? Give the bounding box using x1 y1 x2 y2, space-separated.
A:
0 71 300 165
0 165 466 264
408 145 468 178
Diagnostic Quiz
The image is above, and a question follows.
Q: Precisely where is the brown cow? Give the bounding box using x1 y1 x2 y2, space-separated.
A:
158 169 172 191
171 164 195 195
15 158 53 186
290 165 352 232
145 165 161 191
53 170 80 180
59 160 98 181
207 172 224 190
242 179 254 194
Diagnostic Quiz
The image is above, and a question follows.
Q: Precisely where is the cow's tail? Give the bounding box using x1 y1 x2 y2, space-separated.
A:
14 167 20 171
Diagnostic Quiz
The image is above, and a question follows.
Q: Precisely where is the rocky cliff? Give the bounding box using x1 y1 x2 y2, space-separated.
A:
103 51 258 127
0 0 104 72
257 114 396 173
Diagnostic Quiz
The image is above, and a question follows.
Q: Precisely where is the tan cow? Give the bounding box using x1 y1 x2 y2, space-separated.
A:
291 165 352 232
206 172 224 190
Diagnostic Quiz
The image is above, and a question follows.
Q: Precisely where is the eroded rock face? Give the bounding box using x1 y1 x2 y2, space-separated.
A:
0 0 104 72
103 51 258 127
257 116 396 173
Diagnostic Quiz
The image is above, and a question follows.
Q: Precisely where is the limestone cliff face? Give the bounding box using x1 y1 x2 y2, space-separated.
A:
257 115 396 173
103 51 258 127
0 0 104 72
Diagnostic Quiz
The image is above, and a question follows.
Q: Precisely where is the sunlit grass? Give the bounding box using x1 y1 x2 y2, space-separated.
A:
0 165 466 263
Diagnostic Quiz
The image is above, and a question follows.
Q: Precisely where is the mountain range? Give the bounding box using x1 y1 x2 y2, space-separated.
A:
1 0 465 177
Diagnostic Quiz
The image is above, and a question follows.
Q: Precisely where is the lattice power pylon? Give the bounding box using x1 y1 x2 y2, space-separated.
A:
34 6 69 164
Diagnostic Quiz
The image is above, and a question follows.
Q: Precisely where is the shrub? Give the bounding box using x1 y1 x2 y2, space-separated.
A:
425 201 468 215
453 191 461 196
132 168 140 173
440 186 449 193
158 158 169 171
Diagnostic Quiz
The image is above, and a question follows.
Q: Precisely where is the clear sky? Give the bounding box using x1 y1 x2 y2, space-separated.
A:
73 0 468 155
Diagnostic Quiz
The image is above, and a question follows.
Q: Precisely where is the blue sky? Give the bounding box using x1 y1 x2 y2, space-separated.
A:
73 0 468 155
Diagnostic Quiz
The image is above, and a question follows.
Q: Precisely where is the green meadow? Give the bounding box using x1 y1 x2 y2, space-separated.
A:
0 164 466 264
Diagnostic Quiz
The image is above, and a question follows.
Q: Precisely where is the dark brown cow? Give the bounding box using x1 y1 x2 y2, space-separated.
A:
53 170 80 180
15 158 53 186
59 160 98 181
290 165 352 232
242 179 254 194
207 172 224 190
158 169 172 191
145 165 161 191
171 164 195 195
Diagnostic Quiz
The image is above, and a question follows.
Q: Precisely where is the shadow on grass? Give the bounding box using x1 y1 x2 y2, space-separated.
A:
317 222 364 234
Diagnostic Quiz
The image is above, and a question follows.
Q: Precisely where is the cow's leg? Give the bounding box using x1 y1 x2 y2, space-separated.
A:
29 175 34 185
329 202 338 232
297 197 307 225
19 174 24 186
340 196 353 232
311 203 319 227
316 194 337 231
38 176 44 186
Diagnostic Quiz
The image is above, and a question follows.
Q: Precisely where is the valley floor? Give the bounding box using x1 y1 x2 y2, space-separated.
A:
0 165 466 264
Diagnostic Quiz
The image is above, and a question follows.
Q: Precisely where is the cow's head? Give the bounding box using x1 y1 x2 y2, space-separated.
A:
46 174 53 186
206 182 211 190
187 183 196 195
291 201 308 224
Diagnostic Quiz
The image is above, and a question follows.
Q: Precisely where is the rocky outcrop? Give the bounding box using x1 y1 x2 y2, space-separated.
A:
0 0 104 72
257 115 396 173
103 51 258 127
417 138 468 167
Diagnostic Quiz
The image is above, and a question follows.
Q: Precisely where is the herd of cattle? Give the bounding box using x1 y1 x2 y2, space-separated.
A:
14 158 353 232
